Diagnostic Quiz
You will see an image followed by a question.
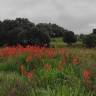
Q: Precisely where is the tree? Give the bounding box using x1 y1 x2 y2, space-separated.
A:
82 34 96 48
36 23 65 38
8 27 24 46
0 21 3 46
63 31 77 45
93 29 96 34
32 27 50 47
51 24 64 37
0 18 72 47
79 34 86 42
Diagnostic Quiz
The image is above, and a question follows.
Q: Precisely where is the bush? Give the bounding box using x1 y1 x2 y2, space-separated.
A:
63 31 77 45
93 29 96 35
82 34 96 48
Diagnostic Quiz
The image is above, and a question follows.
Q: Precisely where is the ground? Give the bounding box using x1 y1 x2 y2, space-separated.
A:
0 38 96 96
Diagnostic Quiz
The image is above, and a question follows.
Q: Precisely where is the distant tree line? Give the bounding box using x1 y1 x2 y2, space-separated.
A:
62 28 96 48
0 18 96 48
79 29 96 48
0 18 74 47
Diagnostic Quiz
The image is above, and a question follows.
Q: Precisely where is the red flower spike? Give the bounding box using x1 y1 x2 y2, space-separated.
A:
72 57 79 65
19 64 25 75
44 64 51 72
26 55 32 63
57 64 63 72
83 69 91 81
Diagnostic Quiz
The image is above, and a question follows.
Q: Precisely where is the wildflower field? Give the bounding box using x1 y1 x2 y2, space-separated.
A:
0 45 96 96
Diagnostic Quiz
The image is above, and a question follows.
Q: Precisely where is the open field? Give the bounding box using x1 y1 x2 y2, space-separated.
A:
0 1 96 95
0 45 96 96
50 37 83 48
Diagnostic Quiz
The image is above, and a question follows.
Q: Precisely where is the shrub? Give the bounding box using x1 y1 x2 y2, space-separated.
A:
93 29 96 35
82 34 96 48
63 31 77 45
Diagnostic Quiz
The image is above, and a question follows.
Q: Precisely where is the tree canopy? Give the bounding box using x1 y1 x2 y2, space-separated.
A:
0 18 72 47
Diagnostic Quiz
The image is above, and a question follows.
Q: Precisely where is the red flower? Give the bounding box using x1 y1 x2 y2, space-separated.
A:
60 58 66 65
56 64 63 72
60 48 65 56
26 55 32 63
72 57 79 65
19 64 25 75
26 72 33 80
44 64 51 72
83 69 91 81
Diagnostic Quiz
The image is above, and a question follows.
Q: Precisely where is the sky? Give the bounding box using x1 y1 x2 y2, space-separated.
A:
0 0 96 34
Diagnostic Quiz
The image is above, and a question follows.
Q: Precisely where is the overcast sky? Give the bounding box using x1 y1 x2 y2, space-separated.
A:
0 0 96 34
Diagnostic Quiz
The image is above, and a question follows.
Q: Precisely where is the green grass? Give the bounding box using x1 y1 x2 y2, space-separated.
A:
0 72 94 96
0 52 95 96
50 38 66 48
50 37 83 48
0 39 96 96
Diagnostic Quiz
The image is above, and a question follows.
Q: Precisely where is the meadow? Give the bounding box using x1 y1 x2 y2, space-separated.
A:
0 38 96 96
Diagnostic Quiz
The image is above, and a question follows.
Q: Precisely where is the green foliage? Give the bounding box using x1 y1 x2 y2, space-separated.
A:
82 34 96 48
93 29 96 34
0 53 27 72
0 18 51 47
0 18 75 47
63 31 77 45
0 72 32 96
36 23 65 38
31 27 50 47
0 44 96 95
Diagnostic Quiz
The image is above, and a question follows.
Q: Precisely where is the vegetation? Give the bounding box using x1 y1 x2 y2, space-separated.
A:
0 18 96 96
0 46 96 96
63 31 77 45
0 18 72 47
82 34 96 48
0 18 96 48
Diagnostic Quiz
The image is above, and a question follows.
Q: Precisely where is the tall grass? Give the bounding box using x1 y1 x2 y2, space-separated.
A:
0 46 96 96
